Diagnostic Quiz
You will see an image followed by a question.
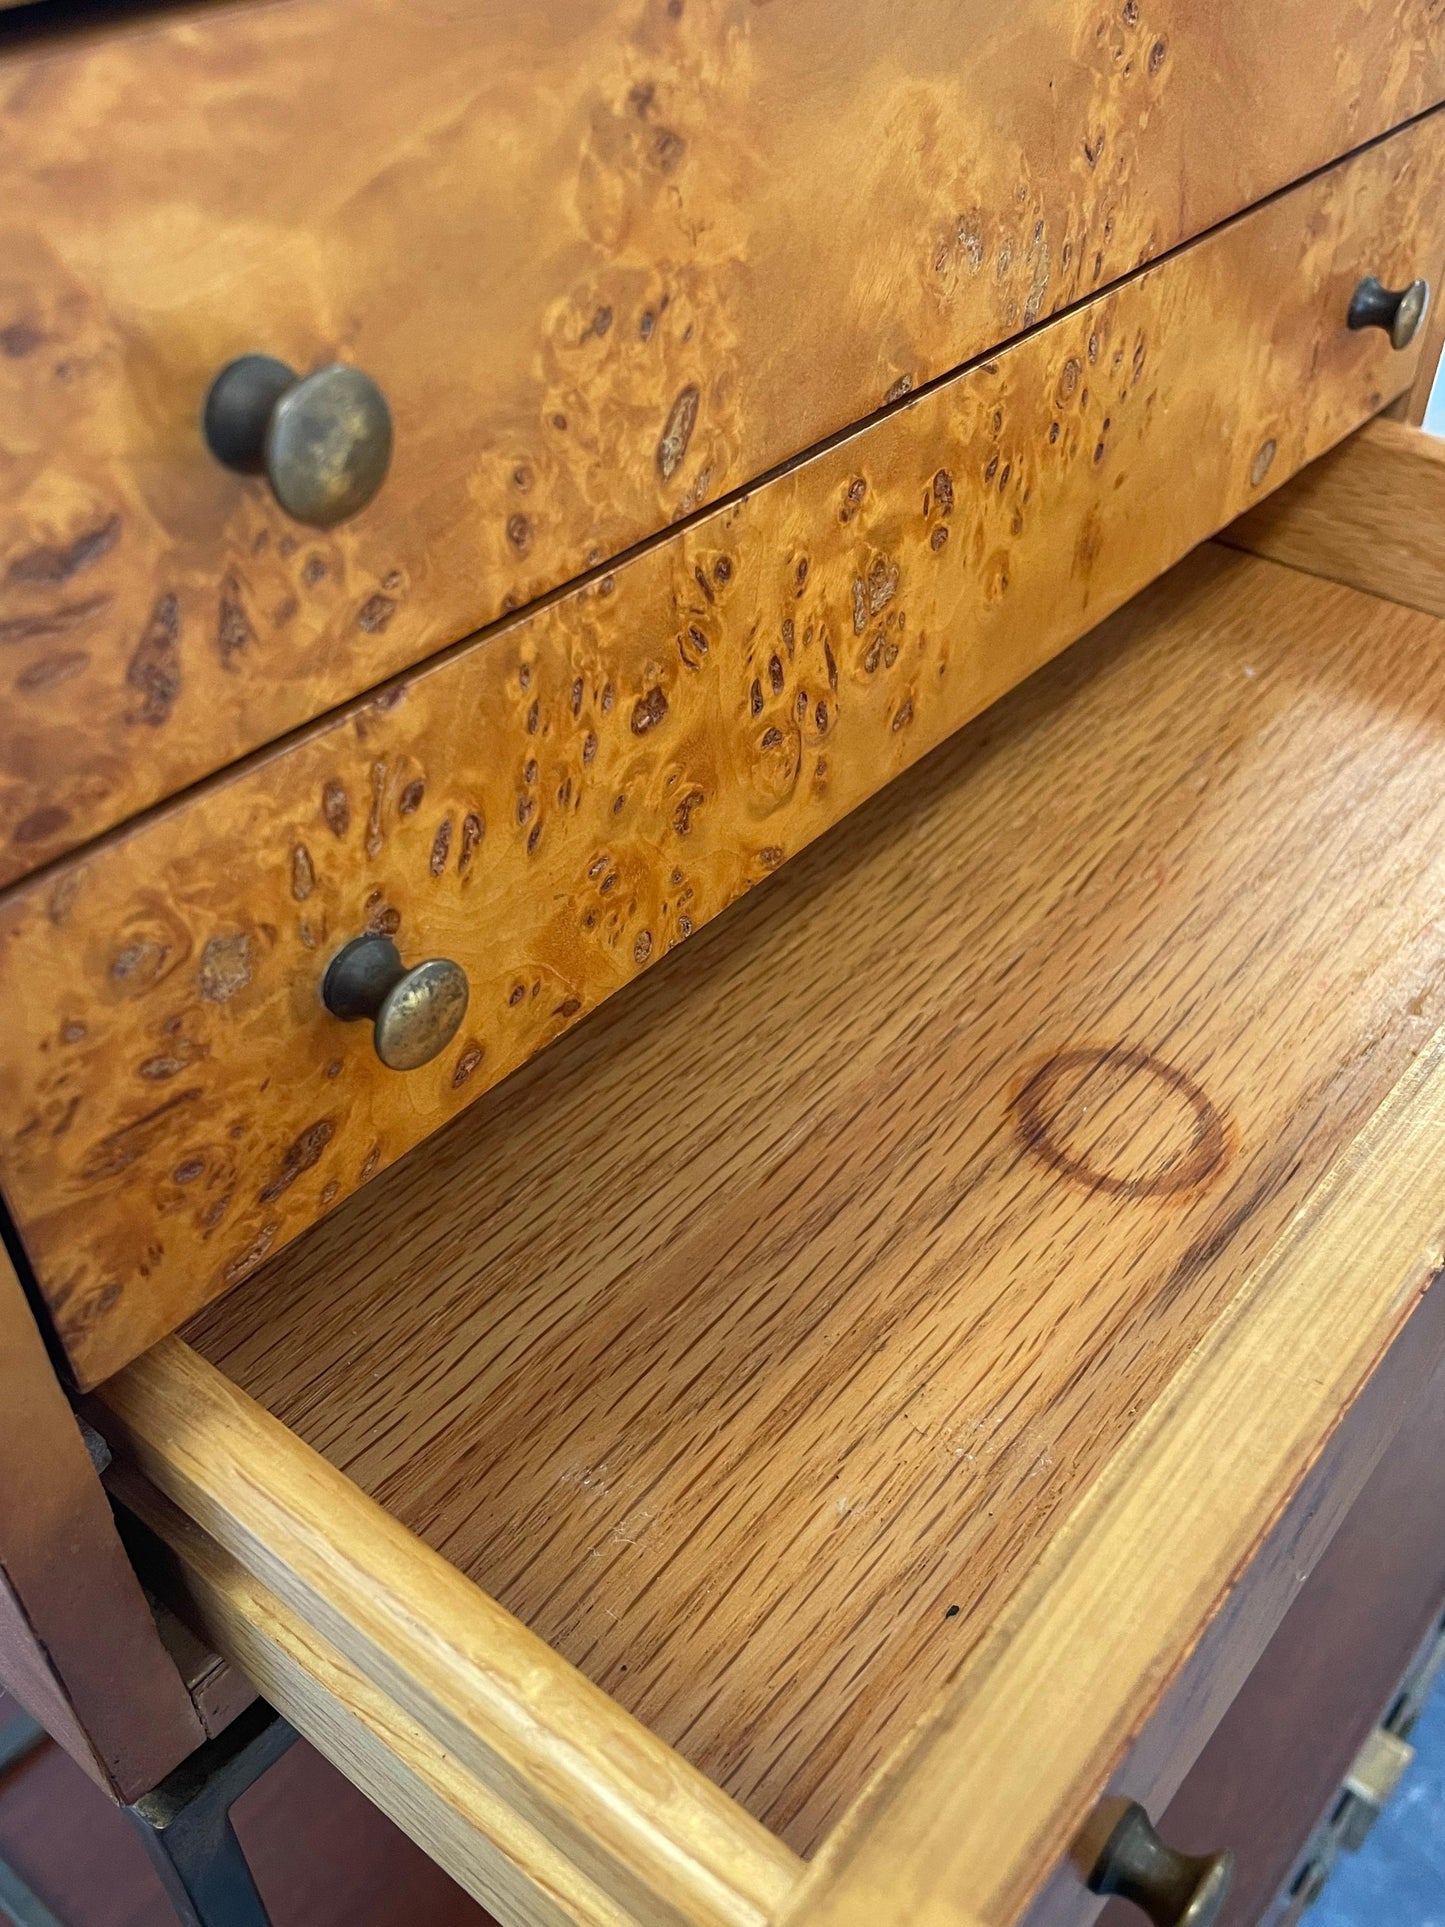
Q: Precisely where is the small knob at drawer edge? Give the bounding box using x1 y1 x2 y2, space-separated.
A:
1086 1801 1232 1927
323 936 468 1072
203 354 393 527
1348 275 1430 351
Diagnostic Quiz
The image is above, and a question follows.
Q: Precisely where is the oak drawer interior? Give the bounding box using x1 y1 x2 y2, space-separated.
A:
130 538 1445 1876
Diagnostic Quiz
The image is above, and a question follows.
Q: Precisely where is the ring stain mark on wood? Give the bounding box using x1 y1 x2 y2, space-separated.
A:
1011 1044 1230 1201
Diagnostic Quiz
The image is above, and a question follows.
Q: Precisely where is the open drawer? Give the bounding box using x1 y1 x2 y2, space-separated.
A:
91 536 1445 1927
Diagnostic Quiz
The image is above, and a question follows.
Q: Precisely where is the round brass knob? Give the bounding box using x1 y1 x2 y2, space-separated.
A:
1087 1802 1232 1927
203 354 393 527
1347 275 1431 351
322 936 468 1072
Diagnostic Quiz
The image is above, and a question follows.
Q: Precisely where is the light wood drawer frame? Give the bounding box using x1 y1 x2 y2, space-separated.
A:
93 1006 1445 1927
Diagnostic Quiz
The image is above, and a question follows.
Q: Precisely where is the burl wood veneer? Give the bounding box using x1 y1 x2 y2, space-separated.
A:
2 121 1440 1386
0 0 1441 876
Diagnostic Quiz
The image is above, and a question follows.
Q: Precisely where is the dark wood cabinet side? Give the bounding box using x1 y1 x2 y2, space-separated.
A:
1113 1333 1445 1927
0 1248 203 1800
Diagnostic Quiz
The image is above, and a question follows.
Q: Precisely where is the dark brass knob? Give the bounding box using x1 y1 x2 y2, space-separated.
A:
203 354 392 527
1348 276 1430 351
322 936 468 1072
1087 1802 1232 1927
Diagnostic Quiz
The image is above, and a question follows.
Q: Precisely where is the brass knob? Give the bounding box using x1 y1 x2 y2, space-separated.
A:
1348 276 1430 351
322 936 468 1072
203 354 392 527
1087 1802 1233 1927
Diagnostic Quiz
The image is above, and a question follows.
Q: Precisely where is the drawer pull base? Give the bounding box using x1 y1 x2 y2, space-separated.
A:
1087 1801 1233 1927
203 355 392 528
1348 276 1430 350
322 936 468 1071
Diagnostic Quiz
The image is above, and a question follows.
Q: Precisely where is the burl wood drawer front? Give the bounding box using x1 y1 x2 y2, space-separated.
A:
0 118 1438 1389
1 2 1442 883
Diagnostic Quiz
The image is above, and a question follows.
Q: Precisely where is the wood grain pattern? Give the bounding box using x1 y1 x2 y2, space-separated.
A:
6 124 1442 1387
0 2 1441 879
121 1250 1445 1927
179 546 1445 1858
0 1245 202 1800
95 1345 804 1927
1222 417 1445 617
781 1016 1445 1927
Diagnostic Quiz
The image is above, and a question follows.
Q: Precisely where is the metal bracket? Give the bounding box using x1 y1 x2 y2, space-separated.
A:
1336 1725 1415 1851
1282 1607 1445 1919
125 1700 297 1927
